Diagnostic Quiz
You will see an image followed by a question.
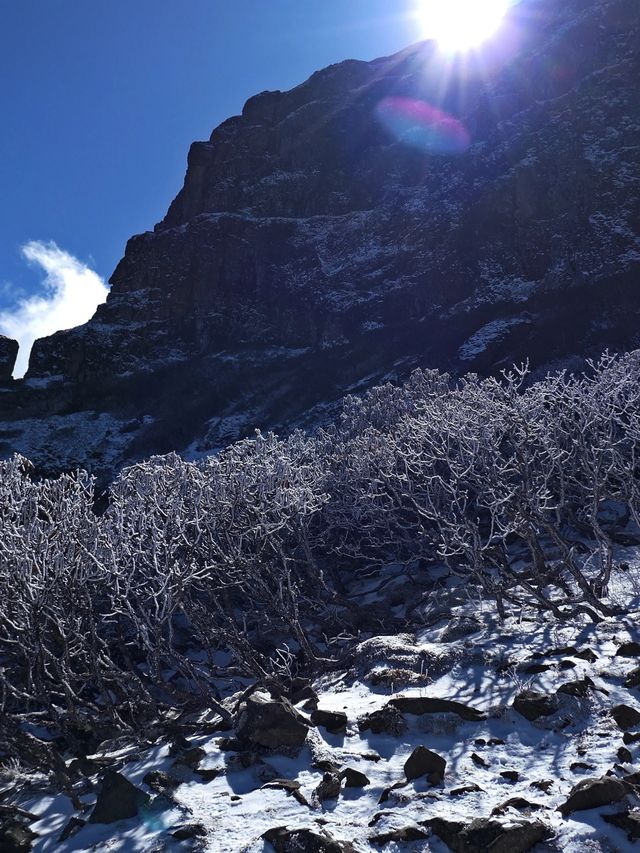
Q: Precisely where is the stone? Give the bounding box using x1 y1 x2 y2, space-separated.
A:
389 696 486 721
492 797 545 816
172 745 206 769
618 746 633 763
340 767 370 788
370 825 429 844
424 816 549 853
262 826 355 852
89 770 151 824
611 704 640 731
172 823 207 840
236 693 309 749
143 770 180 793
314 772 342 802
262 779 310 807
471 752 488 768
558 776 629 815
311 709 348 734
624 667 640 688
500 771 520 782
557 678 593 698
404 746 446 783
450 783 484 796
513 690 559 721
616 642 640 657
574 648 598 663
358 705 407 736
602 809 640 841
57 817 85 842
0 818 38 852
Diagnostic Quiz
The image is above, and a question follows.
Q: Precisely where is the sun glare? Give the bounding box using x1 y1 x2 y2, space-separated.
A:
419 0 508 52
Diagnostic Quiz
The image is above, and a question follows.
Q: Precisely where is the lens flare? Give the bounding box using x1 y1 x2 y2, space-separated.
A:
376 97 470 155
419 0 508 52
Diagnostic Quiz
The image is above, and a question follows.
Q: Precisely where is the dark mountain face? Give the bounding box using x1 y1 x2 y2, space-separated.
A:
1 0 638 478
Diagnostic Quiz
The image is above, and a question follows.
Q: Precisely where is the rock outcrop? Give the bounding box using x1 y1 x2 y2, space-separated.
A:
1 0 639 477
0 336 18 382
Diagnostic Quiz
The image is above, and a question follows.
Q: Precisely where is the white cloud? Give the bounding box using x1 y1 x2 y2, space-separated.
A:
0 241 109 378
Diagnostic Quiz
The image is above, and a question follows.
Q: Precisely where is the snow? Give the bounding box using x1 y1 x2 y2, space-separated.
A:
458 317 530 361
14 552 640 852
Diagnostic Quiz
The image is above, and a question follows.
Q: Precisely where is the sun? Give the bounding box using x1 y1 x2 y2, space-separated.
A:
418 0 508 52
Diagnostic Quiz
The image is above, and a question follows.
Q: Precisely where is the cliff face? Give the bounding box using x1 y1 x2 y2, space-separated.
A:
1 0 639 478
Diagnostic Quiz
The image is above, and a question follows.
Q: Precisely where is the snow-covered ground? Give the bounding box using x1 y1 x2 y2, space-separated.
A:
9 553 640 852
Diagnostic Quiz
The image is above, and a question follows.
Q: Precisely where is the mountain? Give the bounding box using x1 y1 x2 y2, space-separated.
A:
1 0 638 480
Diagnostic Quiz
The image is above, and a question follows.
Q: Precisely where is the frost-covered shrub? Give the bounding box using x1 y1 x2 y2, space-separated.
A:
1 350 639 747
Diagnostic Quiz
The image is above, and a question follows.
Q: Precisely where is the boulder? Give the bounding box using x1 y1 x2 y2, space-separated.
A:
0 818 38 852
89 770 150 824
513 690 559 721
370 825 429 844
143 769 180 793
341 767 370 788
358 705 407 736
602 809 640 841
389 696 486 721
314 772 342 802
404 746 446 783
311 709 348 734
558 775 629 815
424 816 549 853
262 826 355 852
172 823 207 840
611 704 640 731
236 693 309 749
616 642 640 657
624 666 640 688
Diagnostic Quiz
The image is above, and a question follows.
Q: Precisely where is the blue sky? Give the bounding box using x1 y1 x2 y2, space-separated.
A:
0 1 419 314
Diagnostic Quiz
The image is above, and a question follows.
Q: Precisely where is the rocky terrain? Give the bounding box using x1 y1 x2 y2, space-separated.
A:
0 0 639 480
5 556 640 852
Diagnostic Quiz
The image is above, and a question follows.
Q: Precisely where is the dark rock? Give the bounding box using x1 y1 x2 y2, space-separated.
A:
340 767 370 788
262 826 355 852
570 762 595 772
262 779 310 807
217 736 243 751
389 696 486 721
624 667 640 688
450 783 484 796
172 746 206 769
618 746 633 763
370 825 429 844
89 770 151 824
194 767 220 782
236 693 309 749
424 816 549 852
172 823 207 840
0 336 18 382
532 646 578 660
624 731 640 745
358 705 407 736
557 677 593 698
559 660 576 671
616 642 640 658
612 704 640 731
558 775 629 815
314 772 342 802
0 818 38 852
513 690 559 721
602 808 640 840
523 663 554 674
500 771 520 782
471 752 488 768
492 797 545 816
143 770 180 793
311 709 348 734
58 817 86 842
404 746 446 783
574 648 599 663
530 780 554 793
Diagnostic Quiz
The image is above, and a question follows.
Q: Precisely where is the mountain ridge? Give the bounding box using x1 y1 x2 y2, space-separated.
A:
0 0 638 479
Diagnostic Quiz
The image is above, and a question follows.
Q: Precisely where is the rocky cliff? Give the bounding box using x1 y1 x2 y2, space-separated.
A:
1 0 638 479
